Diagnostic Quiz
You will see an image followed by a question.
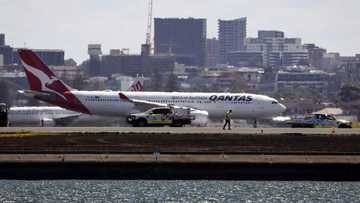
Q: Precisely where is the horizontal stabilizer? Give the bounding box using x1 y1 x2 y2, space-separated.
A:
17 90 55 97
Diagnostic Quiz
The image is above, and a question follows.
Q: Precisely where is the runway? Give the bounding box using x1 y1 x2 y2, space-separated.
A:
1 127 359 135
1 154 360 164
1 127 360 180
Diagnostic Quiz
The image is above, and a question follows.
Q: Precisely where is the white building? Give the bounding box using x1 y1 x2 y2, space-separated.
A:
231 31 309 68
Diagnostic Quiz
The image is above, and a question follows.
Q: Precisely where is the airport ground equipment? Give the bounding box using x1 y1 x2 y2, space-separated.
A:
127 106 193 127
0 103 8 127
287 113 352 128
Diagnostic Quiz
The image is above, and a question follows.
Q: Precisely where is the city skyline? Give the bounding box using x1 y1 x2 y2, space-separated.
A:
1 0 359 63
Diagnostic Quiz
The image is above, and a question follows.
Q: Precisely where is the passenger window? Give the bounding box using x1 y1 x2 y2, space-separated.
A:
162 109 170 114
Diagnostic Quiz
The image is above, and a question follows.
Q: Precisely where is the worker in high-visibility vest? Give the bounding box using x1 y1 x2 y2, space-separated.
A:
223 109 232 130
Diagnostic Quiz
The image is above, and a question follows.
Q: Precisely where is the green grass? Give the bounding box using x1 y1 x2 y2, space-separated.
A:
0 131 69 138
351 122 360 128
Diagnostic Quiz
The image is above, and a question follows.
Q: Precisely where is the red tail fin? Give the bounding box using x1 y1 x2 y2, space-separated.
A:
18 49 71 95
128 77 145 91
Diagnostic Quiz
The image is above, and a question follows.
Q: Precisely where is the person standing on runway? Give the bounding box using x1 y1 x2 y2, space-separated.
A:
223 109 232 130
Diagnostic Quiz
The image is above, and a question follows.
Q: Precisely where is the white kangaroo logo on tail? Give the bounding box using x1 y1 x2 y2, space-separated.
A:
22 61 68 100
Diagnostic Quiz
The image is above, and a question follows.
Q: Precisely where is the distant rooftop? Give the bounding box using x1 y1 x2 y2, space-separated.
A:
0 71 26 78
218 17 247 22
13 48 64 53
237 67 264 73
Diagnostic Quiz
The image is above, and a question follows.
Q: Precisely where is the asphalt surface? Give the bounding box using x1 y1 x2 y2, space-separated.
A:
0 127 359 134
1 154 360 164
1 127 360 167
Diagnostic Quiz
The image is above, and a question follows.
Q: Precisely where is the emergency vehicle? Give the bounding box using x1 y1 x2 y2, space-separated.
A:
127 106 193 127
287 114 352 128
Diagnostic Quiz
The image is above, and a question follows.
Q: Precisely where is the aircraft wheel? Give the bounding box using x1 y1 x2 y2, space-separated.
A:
338 123 352 128
135 118 147 127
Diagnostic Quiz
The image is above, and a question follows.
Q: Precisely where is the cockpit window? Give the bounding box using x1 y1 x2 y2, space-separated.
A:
271 101 278 104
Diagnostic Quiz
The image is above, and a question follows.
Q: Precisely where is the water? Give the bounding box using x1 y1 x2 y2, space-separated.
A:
0 180 359 202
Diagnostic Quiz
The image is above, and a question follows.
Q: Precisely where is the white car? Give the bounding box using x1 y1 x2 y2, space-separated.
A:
287 114 352 128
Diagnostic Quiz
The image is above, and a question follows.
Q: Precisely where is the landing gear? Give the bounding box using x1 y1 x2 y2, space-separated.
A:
253 119 258 128
0 103 8 127
134 118 147 127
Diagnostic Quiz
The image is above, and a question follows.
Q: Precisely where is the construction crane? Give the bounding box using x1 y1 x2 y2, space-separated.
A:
146 0 153 46
141 0 153 56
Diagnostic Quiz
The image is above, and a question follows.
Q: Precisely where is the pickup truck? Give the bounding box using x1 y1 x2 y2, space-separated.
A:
286 113 352 128
126 107 193 127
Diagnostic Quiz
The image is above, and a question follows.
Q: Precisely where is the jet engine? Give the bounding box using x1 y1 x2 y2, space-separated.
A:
190 110 209 126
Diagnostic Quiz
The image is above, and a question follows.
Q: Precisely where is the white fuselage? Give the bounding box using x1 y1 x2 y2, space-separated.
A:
8 107 76 126
72 91 286 119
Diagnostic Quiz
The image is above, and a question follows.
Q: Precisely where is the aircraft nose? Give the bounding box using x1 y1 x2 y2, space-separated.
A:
279 103 287 112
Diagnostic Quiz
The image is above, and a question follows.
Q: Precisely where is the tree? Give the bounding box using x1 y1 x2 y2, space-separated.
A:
337 85 360 118
230 77 249 93
338 85 360 103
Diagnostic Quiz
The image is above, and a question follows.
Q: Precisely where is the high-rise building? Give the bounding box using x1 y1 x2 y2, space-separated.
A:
0 46 13 65
229 30 309 68
0 33 13 65
343 61 360 86
154 18 207 66
88 44 102 76
218 17 247 64
303 44 327 68
205 38 219 67
321 52 340 70
0 33 5 46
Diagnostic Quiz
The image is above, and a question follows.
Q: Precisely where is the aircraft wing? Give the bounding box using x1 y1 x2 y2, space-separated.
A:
119 92 206 111
119 93 168 111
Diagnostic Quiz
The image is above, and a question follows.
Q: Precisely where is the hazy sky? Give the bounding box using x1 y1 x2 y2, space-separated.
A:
1 0 359 63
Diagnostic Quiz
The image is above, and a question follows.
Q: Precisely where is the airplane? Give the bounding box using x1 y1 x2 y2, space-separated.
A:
17 48 286 126
8 77 145 127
